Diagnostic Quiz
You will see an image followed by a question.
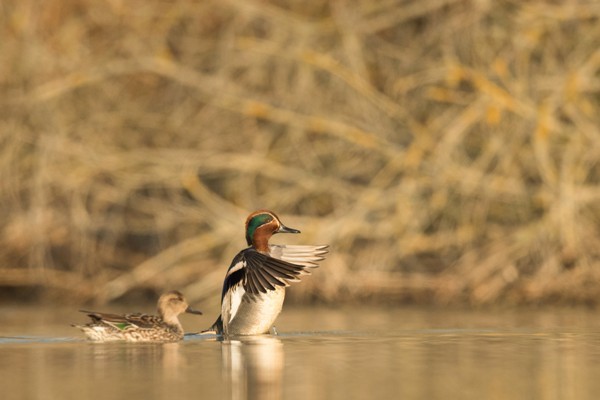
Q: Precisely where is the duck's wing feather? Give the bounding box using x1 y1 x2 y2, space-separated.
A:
222 245 329 297
268 244 329 268
79 310 159 329
122 313 161 328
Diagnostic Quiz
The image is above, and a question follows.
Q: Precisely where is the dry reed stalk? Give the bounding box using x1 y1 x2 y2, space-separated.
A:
1 0 600 306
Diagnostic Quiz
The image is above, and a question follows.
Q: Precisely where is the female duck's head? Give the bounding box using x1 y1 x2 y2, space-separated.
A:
157 290 202 325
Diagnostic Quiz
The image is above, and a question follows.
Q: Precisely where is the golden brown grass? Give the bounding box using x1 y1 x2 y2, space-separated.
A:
2 0 600 306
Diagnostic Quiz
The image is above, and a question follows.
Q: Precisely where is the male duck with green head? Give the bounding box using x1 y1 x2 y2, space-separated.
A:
209 210 328 337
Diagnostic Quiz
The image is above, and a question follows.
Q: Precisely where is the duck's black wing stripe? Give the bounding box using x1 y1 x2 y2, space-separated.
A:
259 268 287 290
260 264 293 286
245 267 261 294
253 266 277 293
243 249 309 295
258 260 302 287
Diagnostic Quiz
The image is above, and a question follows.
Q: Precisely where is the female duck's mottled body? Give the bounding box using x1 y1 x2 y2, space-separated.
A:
74 290 202 343
211 210 328 337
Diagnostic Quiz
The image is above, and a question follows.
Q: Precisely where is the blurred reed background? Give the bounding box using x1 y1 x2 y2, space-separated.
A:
1 0 600 308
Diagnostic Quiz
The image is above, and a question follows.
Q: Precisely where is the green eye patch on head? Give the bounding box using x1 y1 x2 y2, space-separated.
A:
246 213 274 244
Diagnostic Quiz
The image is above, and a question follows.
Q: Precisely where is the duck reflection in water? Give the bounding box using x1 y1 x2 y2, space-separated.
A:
222 336 284 400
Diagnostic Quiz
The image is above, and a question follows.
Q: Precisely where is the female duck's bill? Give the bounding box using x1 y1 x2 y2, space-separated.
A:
73 290 202 343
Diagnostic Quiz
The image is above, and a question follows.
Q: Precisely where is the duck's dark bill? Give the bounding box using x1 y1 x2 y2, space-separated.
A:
278 224 300 234
185 307 203 315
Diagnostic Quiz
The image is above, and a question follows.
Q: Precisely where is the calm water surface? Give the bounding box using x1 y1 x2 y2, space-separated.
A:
2 305 600 400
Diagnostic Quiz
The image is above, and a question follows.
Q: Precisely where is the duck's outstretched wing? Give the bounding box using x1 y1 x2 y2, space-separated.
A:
222 245 329 296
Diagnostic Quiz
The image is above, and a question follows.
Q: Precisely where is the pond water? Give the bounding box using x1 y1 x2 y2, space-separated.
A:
2 305 600 400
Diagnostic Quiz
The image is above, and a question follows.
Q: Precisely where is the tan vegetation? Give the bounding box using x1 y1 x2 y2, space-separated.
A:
2 0 600 306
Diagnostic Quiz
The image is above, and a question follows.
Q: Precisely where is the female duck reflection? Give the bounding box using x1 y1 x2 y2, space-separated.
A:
222 336 284 400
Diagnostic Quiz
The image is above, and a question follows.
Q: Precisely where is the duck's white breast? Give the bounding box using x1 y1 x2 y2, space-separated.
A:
223 287 285 335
